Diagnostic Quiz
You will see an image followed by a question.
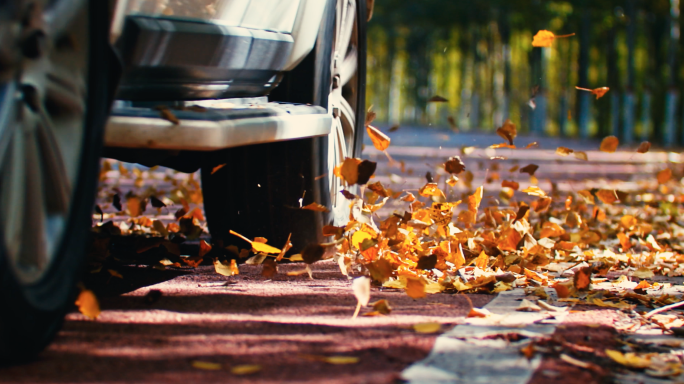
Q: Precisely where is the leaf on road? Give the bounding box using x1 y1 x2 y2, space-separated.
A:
230 364 262 375
213 258 239 276
412 322 441 334
192 361 222 370
75 288 100 320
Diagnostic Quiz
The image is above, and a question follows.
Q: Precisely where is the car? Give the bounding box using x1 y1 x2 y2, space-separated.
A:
0 0 367 360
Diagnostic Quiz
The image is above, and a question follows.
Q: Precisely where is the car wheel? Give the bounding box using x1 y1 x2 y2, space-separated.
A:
202 0 366 251
0 0 112 360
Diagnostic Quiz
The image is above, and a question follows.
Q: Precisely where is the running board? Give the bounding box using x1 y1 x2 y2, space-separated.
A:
104 100 331 151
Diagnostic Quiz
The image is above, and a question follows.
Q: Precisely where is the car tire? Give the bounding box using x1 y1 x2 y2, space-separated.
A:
201 0 367 252
0 0 114 361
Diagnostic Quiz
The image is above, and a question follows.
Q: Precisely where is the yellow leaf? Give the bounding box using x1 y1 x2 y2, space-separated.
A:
75 288 100 320
366 125 391 151
632 267 654 279
300 354 359 364
338 157 363 185
412 322 441 334
192 361 222 370
213 258 239 276
230 364 262 375
600 136 619 152
606 350 652 369
556 146 574 156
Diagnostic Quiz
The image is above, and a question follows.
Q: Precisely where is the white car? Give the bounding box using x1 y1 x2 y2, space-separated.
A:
0 0 367 359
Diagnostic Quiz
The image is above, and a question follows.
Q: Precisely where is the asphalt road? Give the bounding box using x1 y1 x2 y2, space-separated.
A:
0 128 675 383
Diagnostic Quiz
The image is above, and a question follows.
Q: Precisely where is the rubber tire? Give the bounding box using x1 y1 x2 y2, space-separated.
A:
0 1 115 362
201 0 367 251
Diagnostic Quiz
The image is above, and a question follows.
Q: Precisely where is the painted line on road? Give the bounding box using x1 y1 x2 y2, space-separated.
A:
401 289 564 384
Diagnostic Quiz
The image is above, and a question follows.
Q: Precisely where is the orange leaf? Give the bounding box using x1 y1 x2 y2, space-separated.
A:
595 189 619 204
496 119 517 145
600 136 619 152
576 86 610 100
474 251 489 269
75 288 100 320
406 277 427 299
573 266 592 290
657 168 672 184
302 202 329 212
522 186 547 197
502 180 519 190
556 146 574 156
637 141 651 154
540 222 565 238
211 163 226 174
532 30 575 47
617 232 632 251
198 240 212 258
366 125 391 151
468 186 484 214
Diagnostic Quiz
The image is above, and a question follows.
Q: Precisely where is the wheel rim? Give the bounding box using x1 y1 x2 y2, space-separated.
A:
0 0 88 284
328 0 360 224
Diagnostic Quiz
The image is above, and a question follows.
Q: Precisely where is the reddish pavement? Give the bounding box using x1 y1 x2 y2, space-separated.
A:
1 262 492 384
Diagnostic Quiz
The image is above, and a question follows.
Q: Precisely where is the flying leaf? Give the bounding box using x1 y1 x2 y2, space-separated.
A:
444 156 466 174
574 151 588 161
502 180 519 190
388 124 400 132
261 258 278 278
213 258 239 276
75 288 100 320
229 230 281 254
112 194 122 211
352 276 371 318
522 186 546 197
366 125 391 151
600 136 619 152
576 86 610 100
595 189 620 204
637 141 651 153
428 95 448 102
496 119 517 145
302 202 329 212
532 30 575 47
406 277 426 299
556 146 574 156
520 164 539 176
657 168 672 184
447 116 459 132
154 105 180 124
211 164 226 175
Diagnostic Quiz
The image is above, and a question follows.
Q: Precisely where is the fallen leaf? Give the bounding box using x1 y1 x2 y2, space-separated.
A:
517 299 541 312
412 322 441 334
574 151 588 161
574 266 592 290
560 354 592 369
230 364 262 375
192 361 222 370
605 350 651 369
367 125 391 151
75 288 100 320
600 136 619 152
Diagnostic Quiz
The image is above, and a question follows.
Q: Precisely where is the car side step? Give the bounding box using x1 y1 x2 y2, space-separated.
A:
104 100 331 151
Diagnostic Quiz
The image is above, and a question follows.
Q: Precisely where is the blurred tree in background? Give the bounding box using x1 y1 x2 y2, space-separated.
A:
366 0 684 145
